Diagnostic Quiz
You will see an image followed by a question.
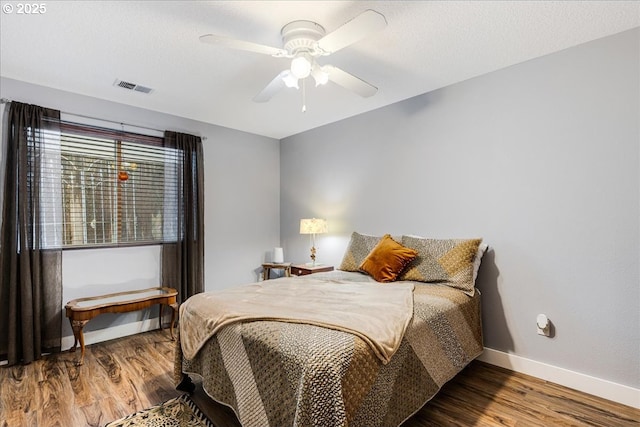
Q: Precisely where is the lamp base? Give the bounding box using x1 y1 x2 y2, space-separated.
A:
309 245 317 266
305 261 323 267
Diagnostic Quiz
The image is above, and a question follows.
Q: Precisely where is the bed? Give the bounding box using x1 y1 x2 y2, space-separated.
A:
174 233 486 427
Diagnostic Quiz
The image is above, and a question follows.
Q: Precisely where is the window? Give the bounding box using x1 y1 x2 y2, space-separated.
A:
39 122 178 248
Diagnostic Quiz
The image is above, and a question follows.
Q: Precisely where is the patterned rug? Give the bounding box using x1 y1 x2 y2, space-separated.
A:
105 394 215 427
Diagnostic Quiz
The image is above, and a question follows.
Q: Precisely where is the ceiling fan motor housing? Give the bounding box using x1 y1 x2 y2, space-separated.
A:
281 20 326 56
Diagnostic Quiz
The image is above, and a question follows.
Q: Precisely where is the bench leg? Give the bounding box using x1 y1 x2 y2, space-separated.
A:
70 320 89 366
68 317 78 352
159 303 164 332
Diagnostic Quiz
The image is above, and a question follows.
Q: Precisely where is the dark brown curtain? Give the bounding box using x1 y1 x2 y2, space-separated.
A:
0 101 63 365
161 131 204 303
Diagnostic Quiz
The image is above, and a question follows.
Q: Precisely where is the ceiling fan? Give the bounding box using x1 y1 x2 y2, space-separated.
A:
199 9 387 109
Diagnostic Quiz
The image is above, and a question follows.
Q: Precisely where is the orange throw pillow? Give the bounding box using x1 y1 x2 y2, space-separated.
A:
359 234 418 282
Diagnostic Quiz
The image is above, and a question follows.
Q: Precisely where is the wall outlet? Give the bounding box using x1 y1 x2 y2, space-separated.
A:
537 314 550 336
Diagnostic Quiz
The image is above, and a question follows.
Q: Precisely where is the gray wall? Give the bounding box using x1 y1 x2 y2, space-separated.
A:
0 77 281 341
280 29 639 388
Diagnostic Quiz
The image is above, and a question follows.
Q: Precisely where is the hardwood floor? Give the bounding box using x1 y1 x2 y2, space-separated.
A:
0 330 637 427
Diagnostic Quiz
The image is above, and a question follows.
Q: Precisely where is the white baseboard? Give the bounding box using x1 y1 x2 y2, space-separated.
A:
478 348 640 409
57 334 639 409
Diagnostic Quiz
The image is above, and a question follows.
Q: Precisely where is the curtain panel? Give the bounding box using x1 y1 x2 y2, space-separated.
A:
0 101 63 365
161 131 204 303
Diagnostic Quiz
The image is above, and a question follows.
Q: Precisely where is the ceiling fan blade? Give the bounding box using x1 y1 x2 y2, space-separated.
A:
324 65 378 98
316 9 387 54
253 70 291 102
199 34 288 57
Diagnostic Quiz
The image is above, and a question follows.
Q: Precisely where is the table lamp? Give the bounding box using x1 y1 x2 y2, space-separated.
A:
299 218 328 266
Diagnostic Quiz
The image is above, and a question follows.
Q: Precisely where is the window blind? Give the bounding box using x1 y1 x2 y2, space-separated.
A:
37 120 178 248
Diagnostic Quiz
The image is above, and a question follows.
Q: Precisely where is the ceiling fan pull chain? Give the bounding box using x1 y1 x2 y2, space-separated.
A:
302 78 307 113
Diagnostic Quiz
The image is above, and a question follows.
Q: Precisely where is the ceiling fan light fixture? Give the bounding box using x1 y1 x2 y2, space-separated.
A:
291 54 312 79
311 64 329 86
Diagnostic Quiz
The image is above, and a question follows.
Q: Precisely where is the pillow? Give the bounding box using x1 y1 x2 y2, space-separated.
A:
399 236 483 295
473 243 488 283
358 235 418 282
339 232 382 272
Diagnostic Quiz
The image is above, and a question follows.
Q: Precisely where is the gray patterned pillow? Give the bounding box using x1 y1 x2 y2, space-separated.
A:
339 232 382 272
398 236 483 296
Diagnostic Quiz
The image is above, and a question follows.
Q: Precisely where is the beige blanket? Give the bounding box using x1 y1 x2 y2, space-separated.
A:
179 277 414 364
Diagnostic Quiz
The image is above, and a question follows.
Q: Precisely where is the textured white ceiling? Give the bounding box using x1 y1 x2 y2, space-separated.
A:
1 1 638 139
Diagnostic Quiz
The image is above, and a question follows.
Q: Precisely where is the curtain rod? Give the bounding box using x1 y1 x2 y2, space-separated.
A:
0 98 206 140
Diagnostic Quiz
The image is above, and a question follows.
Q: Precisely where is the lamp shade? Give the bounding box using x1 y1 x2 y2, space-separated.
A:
291 54 312 79
282 70 299 89
311 64 329 86
300 218 328 234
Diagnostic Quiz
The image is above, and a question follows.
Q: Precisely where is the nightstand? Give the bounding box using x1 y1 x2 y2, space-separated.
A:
291 264 334 276
262 262 292 280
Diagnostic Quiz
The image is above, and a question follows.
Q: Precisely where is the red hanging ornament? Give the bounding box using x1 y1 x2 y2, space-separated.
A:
118 170 129 181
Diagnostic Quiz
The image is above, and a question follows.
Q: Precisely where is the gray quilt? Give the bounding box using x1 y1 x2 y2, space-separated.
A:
175 273 483 427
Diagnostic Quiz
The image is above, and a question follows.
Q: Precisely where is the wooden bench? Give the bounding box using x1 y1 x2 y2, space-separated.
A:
65 287 178 365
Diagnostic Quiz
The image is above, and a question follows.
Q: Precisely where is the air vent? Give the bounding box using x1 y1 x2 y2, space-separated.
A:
133 85 153 94
114 79 154 94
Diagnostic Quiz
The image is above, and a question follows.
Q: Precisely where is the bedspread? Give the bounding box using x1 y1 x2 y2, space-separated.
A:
175 277 483 427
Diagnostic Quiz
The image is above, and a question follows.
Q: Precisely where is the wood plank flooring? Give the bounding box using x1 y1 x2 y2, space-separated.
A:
0 330 637 427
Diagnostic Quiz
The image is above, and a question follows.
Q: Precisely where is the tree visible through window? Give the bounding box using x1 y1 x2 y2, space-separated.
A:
54 123 178 248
